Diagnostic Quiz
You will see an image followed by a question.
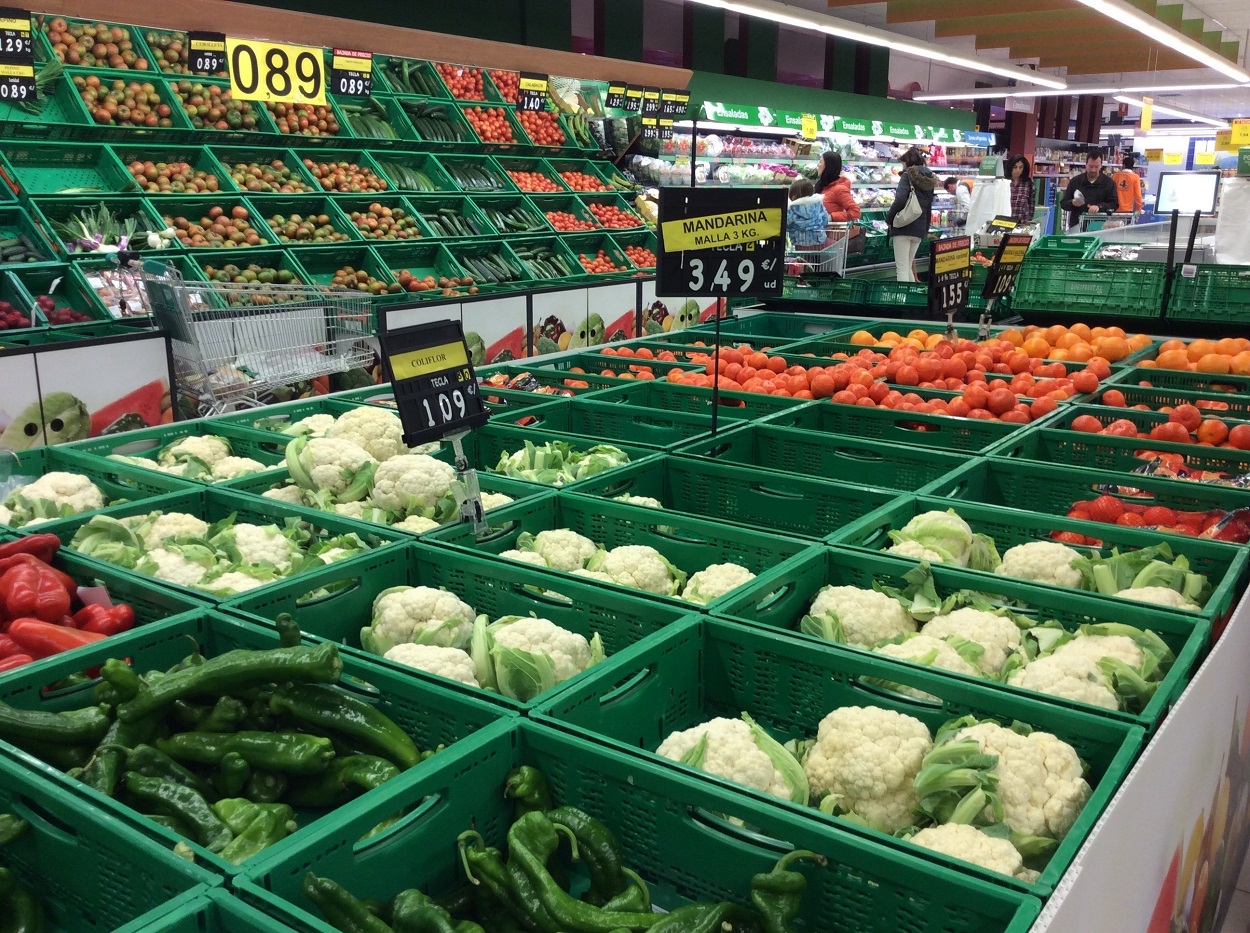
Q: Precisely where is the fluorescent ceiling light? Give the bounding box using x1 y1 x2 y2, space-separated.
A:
1114 95 1230 128
1071 0 1250 82
685 0 1066 89
916 82 1249 101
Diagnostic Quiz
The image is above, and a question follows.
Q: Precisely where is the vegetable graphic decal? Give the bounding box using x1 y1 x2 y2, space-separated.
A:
0 393 89 450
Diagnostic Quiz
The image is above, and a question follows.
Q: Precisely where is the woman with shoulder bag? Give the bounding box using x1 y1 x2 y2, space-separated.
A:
885 147 936 282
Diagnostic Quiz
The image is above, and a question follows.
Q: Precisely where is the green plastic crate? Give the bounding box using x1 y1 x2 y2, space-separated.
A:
150 193 277 250
835 494 1248 625
0 204 58 264
235 720 1043 933
223 540 691 710
0 141 133 196
290 148 391 192
439 154 514 193
290 243 402 295
697 312 869 341
1028 235 1100 260
493 155 568 192
403 193 492 238
546 157 616 193
505 233 584 282
472 193 550 236
369 152 457 194
245 194 361 247
1168 263 1250 323
454 101 527 154
476 366 620 401
0 267 43 332
446 237 532 288
562 232 635 277
1106 366 1250 398
610 229 657 270
120 888 287 933
210 396 362 434
717 546 1204 729
578 192 647 230
429 492 816 609
532 397 720 448
165 77 279 138
331 193 432 243
565 453 900 540
0 755 216 932
66 418 289 483
0 69 91 140
865 279 929 308
1085 379 1250 420
586 378 807 418
533 615 1145 896
34 16 156 68
191 246 311 307
761 399 1023 453
426 61 507 103
31 195 173 257
783 275 868 304
108 143 239 195
1012 257 1166 318
442 421 660 487
537 351 701 379
373 56 449 98
371 241 469 292
673 422 966 492
7 263 111 325
59 67 195 134
70 253 206 320
0 445 190 532
0 610 507 875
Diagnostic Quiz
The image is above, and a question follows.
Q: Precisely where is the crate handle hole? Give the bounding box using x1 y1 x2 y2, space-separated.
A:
15 793 80 846
472 520 521 546
750 483 803 501
833 447 884 463
110 439 161 457
702 443 732 459
751 585 792 613
295 578 363 607
685 806 793 854
650 527 710 546
353 793 445 855
511 583 580 608
849 675 945 708
598 667 653 705
38 673 103 704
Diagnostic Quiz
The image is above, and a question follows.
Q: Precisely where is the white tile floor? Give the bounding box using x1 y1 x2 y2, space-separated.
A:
1218 852 1250 932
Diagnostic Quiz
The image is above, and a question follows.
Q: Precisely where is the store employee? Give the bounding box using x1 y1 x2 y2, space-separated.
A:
1060 152 1119 230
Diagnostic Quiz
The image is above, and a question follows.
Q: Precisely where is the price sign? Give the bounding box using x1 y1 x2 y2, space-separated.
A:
623 84 643 113
658 117 673 141
517 72 548 112
988 215 1018 230
188 31 226 75
605 83 627 110
0 60 32 100
657 187 786 298
641 87 662 117
381 318 490 446
981 232 1032 300
329 48 372 97
641 116 659 141
928 235 971 317
0 8 32 61
225 36 326 105
800 113 817 140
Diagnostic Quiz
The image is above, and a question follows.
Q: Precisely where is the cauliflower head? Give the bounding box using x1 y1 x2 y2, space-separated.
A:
802 706 932 833
363 585 477 656
370 454 455 515
262 484 307 505
518 529 600 573
286 436 377 501
491 616 595 684
500 549 551 569
0 503 11 526
953 721 1092 841
384 644 479 687
615 494 663 508
1006 652 1120 711
285 413 337 437
803 586 915 648
8 471 105 513
231 523 299 571
1051 634 1145 670
160 435 231 468
327 406 409 462
209 456 267 482
138 546 215 587
589 545 686 596
657 716 807 803
393 515 441 534
1114 586 1200 611
886 540 953 563
871 634 981 700
197 569 276 597
908 824 1029 880
921 608 1021 675
480 492 515 512
681 563 756 605
139 512 211 549
996 542 1084 589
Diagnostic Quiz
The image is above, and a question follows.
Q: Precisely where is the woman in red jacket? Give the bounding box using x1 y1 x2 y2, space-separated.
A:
816 151 862 223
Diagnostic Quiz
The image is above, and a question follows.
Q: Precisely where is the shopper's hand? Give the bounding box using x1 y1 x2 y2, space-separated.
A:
1088 205 1100 214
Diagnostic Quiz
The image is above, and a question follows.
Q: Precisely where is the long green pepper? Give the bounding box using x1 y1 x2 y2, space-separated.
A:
269 683 422 769
749 850 826 933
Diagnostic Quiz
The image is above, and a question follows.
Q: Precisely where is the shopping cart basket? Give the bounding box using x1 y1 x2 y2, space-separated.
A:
139 259 375 416
786 222 850 278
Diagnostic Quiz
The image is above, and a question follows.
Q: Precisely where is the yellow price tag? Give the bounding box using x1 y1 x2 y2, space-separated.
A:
1232 119 1250 146
388 341 469 380
1195 151 1216 165
800 113 817 140
1163 152 1183 165
225 36 326 105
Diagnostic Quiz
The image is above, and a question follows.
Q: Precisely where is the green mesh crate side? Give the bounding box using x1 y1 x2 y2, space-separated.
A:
1053 403 1250 432
0 757 215 931
563 454 902 541
8 262 112 324
997 427 1250 479
532 398 718 449
367 152 458 194
1168 263 1250 323
865 280 929 308
711 312 868 341
245 193 364 247
118 888 288 933
31 195 175 256
449 422 660 486
0 204 58 263
782 277 867 304
835 493 1248 623
1085 382 1250 420
479 366 621 396
64 419 290 480
106 143 240 195
1012 258 1166 317
236 719 1042 932
371 241 467 284
1105 366 1250 397
0 70 89 138
0 610 506 876
762 399 1019 453
1028 235 1100 260
585 379 806 418
672 422 966 491
1 141 133 195
532 615 1144 896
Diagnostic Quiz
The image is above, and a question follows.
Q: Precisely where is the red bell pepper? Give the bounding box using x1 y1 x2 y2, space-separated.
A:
7 619 106 660
0 654 32 673
0 534 61 564
0 634 19 657
73 603 136 636
0 554 77 594
0 565 72 624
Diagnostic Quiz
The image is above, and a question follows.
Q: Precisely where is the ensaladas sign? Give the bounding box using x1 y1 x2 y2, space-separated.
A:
700 101 991 145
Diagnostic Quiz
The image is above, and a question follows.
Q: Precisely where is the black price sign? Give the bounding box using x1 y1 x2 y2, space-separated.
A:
605 83 627 110
517 72 548 112
381 318 490 446
623 84 643 113
641 87 662 117
981 232 1032 300
188 31 226 75
330 48 372 97
0 61 33 100
660 88 688 117
641 116 659 141
0 8 32 61
928 235 971 317
988 214 1017 231
657 187 787 298
658 117 673 141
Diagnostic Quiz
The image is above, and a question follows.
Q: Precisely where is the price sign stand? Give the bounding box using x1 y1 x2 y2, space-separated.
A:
979 231 1032 340
379 317 491 530
657 186 787 434
928 234 971 340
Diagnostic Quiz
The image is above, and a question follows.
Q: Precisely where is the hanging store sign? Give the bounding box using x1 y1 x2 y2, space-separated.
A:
657 187 786 298
329 48 373 97
517 72 548 112
623 85 643 113
188 31 226 75
1231 118 1250 146
928 235 972 317
225 36 326 106
642 87 663 117
605 83 627 111
981 232 1032 300
1216 131 1235 153
381 318 489 446
0 8 32 61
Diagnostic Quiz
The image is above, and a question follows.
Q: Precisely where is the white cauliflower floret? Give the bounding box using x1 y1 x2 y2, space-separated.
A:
209 456 266 482
232 523 299 571
364 586 476 655
954 721 1092 841
286 413 336 437
995 541 1084 588
291 437 377 498
593 545 685 596
909 824 1029 880
10 472 105 512
681 563 756 605
328 406 409 462
0 504 11 525
921 608 1021 674
1051 634 1145 670
393 515 440 534
370 454 455 515
805 586 915 647
198 570 271 596
1114 586 1200 611
521 529 599 573
872 635 980 700
492 617 593 683
330 501 366 519
262 485 307 505
160 435 231 467
383 644 479 686
141 512 210 549
615 494 663 508
480 492 514 511
501 549 551 568
143 547 212 587
571 568 616 584
657 718 793 800
1007 653 1119 711
885 539 952 563
802 706 932 833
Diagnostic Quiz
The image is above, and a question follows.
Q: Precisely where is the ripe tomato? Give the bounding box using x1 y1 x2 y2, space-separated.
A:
1149 422 1192 444
1229 424 1250 450
1087 494 1125 523
1168 404 1202 432
987 388 1016 415
1104 419 1140 437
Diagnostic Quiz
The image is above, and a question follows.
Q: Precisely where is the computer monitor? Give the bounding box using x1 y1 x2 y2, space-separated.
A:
1155 171 1221 214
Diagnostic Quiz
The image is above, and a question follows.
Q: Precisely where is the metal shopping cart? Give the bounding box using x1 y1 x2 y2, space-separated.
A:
138 259 375 416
